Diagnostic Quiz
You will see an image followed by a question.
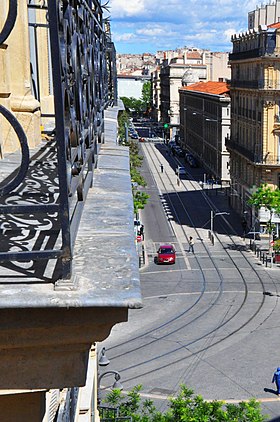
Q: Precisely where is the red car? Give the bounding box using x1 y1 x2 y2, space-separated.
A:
157 244 176 264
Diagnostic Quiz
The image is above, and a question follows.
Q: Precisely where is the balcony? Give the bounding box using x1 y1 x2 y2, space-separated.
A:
231 79 280 90
226 140 280 166
0 0 141 397
229 48 262 61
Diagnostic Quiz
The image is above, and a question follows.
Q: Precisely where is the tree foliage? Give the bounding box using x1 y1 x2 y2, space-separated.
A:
248 184 280 236
120 81 151 115
248 184 280 214
101 385 267 422
117 113 149 214
141 81 151 111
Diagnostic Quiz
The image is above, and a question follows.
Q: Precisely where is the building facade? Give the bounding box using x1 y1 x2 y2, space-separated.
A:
152 49 231 142
160 57 207 138
248 0 280 30
179 81 231 185
229 22 280 233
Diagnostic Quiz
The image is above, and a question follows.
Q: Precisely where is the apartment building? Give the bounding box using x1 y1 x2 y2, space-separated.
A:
160 56 207 137
179 81 231 185
151 66 161 121
229 19 280 233
152 49 230 138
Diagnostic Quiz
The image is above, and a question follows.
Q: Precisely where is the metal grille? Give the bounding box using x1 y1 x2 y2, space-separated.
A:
0 0 117 281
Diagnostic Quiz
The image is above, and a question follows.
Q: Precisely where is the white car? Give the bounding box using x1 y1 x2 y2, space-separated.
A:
175 166 186 175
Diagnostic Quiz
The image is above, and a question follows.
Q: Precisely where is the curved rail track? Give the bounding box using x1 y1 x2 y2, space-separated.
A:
106 142 279 391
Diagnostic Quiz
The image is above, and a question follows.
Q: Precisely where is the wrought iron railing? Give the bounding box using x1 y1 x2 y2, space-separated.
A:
0 0 117 281
226 139 280 166
98 405 132 421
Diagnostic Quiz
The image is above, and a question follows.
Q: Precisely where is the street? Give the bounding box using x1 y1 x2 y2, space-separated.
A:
102 142 280 420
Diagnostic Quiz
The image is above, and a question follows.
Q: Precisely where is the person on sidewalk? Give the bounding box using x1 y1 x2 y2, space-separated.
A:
160 164 164 173
272 367 280 396
139 224 144 240
188 236 195 253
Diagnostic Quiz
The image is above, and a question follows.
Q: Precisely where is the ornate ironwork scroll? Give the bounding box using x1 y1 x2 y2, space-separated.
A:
0 105 30 196
0 0 117 281
0 0 17 45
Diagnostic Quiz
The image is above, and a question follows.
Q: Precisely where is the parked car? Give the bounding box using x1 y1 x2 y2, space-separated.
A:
185 153 198 168
157 244 176 264
176 148 184 157
175 166 186 176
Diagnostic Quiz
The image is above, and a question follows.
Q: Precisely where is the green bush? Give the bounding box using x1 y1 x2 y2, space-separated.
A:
101 385 267 422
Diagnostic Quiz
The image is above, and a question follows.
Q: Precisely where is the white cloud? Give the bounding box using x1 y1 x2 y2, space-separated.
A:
109 0 262 53
110 0 146 17
224 28 237 42
113 32 136 42
136 27 165 36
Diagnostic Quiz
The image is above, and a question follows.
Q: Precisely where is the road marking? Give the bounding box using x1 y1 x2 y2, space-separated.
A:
115 389 280 403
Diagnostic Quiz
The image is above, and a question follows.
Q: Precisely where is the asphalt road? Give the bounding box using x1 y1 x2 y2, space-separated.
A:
102 142 280 421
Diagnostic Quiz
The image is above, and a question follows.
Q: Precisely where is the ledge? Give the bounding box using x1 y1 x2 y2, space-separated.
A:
0 104 142 389
0 104 142 310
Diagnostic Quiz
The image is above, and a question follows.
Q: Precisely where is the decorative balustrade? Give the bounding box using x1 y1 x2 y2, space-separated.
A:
0 0 117 280
226 139 280 166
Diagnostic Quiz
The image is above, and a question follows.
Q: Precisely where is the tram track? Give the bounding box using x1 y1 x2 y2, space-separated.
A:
106 142 277 388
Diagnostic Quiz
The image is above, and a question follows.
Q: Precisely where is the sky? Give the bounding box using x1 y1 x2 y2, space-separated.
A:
107 0 258 54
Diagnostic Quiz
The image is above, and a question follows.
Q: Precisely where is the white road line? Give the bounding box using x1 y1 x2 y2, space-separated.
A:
107 388 280 404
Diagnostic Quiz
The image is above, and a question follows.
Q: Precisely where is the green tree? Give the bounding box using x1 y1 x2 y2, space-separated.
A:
101 385 267 422
141 81 151 112
118 110 130 141
117 115 149 214
248 184 280 248
121 96 146 115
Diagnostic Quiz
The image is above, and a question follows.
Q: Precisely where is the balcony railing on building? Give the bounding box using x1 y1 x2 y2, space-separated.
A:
0 0 117 281
226 139 280 166
230 79 280 90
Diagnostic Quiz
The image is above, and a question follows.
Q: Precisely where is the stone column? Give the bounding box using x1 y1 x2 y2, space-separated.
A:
0 2 41 155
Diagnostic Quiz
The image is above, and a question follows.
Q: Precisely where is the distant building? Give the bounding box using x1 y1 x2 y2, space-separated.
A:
116 53 157 76
151 48 230 137
179 81 231 185
248 0 280 30
160 56 207 137
229 18 280 234
202 51 231 82
117 74 151 99
151 66 161 121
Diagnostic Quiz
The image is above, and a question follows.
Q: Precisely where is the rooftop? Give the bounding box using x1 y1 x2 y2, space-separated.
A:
180 81 230 96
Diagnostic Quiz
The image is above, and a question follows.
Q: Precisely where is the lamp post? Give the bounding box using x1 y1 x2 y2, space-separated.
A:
97 370 123 405
210 211 230 244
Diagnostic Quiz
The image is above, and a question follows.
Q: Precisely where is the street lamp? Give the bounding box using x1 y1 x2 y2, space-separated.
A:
97 370 123 404
210 211 230 244
98 347 110 367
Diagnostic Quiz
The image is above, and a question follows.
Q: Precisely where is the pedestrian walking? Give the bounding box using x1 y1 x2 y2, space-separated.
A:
160 164 164 173
188 236 195 253
139 224 144 240
272 367 280 395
